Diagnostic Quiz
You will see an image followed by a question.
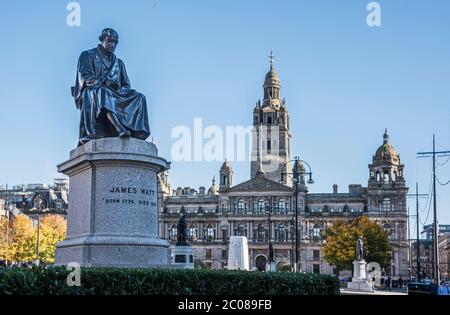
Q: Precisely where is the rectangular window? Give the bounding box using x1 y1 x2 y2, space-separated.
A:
267 140 271 153
313 264 320 274
222 230 227 241
313 250 320 260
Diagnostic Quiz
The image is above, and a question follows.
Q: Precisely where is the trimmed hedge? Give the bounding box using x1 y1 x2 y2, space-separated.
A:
0 266 340 295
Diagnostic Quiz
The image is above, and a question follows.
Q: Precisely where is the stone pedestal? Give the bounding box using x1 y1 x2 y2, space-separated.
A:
54 137 171 268
227 236 249 271
347 260 374 292
172 246 194 269
266 261 277 272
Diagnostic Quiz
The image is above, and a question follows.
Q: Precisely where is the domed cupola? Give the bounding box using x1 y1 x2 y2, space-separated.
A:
263 49 281 107
219 160 233 192
207 176 219 195
368 129 405 186
373 129 401 165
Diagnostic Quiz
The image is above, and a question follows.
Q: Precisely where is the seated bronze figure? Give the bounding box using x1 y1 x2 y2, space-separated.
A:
72 28 150 146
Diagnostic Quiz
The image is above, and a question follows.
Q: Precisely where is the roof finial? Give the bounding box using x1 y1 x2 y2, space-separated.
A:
383 128 389 144
269 49 275 70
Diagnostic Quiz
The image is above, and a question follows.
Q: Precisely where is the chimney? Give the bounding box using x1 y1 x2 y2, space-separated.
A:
333 184 338 194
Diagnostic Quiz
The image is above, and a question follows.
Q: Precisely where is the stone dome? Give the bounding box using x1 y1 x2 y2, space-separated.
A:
207 177 218 195
220 159 233 173
264 69 280 86
374 130 400 164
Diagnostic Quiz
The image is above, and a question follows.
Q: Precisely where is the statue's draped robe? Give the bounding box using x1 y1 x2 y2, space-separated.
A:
73 45 150 144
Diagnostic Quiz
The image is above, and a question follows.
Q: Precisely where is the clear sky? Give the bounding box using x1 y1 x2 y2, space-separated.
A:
1 0 449 237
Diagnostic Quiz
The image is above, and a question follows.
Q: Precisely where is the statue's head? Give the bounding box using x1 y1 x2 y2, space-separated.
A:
99 28 119 54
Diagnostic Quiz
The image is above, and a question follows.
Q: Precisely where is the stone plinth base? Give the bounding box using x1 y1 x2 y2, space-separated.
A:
347 260 374 292
172 246 194 269
347 280 374 292
266 261 277 272
54 138 171 268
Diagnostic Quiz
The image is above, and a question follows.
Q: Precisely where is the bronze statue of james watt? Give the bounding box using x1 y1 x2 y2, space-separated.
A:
72 28 150 146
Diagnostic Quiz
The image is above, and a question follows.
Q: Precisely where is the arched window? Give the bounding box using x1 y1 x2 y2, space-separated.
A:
392 171 397 181
267 116 272 125
206 225 215 240
277 224 286 242
381 198 392 212
237 199 245 213
312 223 323 241
258 199 266 213
238 224 247 237
222 203 228 213
257 224 265 241
376 172 381 182
169 225 177 240
188 226 197 240
383 171 390 183
278 199 287 214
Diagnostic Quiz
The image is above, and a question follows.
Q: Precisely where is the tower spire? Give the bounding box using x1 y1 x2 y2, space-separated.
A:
269 49 275 70
383 128 389 144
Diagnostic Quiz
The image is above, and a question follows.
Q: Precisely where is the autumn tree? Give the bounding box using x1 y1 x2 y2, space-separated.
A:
9 215 36 262
353 216 391 267
0 217 13 262
39 215 66 263
323 220 356 273
0 214 66 264
323 216 391 274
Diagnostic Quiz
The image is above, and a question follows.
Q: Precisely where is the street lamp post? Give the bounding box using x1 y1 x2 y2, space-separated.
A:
280 156 314 273
267 204 274 271
35 198 43 265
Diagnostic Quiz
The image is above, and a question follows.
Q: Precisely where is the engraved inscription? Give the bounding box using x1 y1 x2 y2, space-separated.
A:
104 186 156 206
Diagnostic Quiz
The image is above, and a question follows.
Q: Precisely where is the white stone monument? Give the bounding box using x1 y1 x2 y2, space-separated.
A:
227 236 250 271
54 138 171 268
347 236 374 292
347 260 373 292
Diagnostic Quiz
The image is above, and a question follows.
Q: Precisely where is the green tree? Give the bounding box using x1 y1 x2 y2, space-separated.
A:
353 216 391 267
323 216 391 273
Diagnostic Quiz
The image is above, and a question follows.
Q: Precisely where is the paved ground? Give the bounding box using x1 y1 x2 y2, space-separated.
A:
341 288 408 295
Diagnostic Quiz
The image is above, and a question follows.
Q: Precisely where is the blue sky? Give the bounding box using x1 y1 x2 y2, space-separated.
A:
1 0 449 237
